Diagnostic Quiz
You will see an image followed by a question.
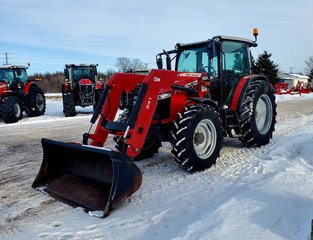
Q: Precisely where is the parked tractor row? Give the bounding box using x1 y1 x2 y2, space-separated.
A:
0 64 105 123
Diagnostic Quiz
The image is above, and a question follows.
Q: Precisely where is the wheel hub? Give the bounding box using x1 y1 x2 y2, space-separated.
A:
35 93 45 111
194 132 205 145
193 119 216 159
13 103 21 118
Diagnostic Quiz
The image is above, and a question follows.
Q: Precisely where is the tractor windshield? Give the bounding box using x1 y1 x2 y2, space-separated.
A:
0 69 14 85
71 67 95 83
177 46 218 78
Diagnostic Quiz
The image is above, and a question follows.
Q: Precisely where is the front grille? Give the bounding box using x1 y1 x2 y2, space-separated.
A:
79 84 94 106
80 84 93 93
156 98 170 119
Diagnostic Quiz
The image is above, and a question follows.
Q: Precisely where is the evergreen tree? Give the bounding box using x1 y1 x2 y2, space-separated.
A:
253 51 279 85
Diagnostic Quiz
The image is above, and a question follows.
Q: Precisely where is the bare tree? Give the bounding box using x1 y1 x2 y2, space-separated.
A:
115 57 148 72
305 56 313 80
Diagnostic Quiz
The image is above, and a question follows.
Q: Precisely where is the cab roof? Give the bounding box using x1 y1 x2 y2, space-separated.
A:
176 35 257 49
65 64 98 68
0 65 28 69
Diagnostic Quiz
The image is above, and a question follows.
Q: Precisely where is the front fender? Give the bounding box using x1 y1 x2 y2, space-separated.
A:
187 97 219 112
229 74 268 111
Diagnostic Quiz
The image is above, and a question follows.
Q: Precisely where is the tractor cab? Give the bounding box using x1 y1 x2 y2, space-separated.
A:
64 64 98 85
0 65 29 91
156 30 258 104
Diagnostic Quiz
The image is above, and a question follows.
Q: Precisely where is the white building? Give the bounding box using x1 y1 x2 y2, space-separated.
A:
277 73 309 88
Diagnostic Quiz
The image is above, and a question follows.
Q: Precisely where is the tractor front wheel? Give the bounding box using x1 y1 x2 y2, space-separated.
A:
171 104 223 172
26 86 46 117
135 136 162 160
238 80 277 146
0 96 23 123
114 135 161 161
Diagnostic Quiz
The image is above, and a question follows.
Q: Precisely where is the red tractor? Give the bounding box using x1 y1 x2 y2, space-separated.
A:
33 29 276 216
0 65 46 123
62 64 104 116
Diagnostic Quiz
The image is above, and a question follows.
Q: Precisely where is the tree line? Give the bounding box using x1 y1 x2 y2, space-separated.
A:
29 54 313 93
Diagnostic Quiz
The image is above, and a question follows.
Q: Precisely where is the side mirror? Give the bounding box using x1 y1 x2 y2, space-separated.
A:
208 40 215 60
163 50 171 70
16 68 22 76
64 68 69 79
156 57 163 69
208 40 220 59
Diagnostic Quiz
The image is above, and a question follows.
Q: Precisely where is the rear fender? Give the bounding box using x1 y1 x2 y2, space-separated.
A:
0 81 9 96
23 82 37 95
229 74 268 111
61 83 72 92
95 81 104 89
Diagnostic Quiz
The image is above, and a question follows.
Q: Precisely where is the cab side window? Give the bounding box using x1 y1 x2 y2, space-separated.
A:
222 41 249 93
222 41 249 76
18 69 28 83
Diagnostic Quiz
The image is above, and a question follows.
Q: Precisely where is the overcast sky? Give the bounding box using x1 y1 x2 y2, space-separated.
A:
0 0 312 74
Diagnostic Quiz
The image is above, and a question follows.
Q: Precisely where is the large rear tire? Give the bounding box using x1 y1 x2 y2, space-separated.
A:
63 91 76 117
238 80 276 146
26 85 46 117
171 104 223 172
0 96 23 123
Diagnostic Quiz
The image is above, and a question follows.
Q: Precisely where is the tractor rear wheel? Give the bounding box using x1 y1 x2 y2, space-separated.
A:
26 86 46 117
63 91 76 117
238 80 276 146
171 104 223 172
0 96 23 123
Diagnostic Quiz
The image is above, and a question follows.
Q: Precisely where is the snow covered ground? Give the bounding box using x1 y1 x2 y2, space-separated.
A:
1 93 313 240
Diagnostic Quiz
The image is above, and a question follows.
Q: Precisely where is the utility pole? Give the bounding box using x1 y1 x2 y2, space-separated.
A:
3 52 9 65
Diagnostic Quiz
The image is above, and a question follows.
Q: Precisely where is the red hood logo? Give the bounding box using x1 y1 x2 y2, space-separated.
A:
79 79 92 85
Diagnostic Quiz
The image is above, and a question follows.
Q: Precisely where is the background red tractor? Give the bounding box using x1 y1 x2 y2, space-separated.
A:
0 65 46 123
33 29 277 216
62 64 104 116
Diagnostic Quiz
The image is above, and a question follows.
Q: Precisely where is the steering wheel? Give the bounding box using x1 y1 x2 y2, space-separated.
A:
202 66 217 78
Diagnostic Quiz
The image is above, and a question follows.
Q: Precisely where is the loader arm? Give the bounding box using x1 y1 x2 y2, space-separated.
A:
88 69 196 159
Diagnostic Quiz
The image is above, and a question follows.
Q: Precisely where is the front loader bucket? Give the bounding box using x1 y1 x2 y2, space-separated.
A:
32 138 142 217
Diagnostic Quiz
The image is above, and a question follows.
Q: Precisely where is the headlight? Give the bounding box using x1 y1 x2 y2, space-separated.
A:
158 92 172 100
